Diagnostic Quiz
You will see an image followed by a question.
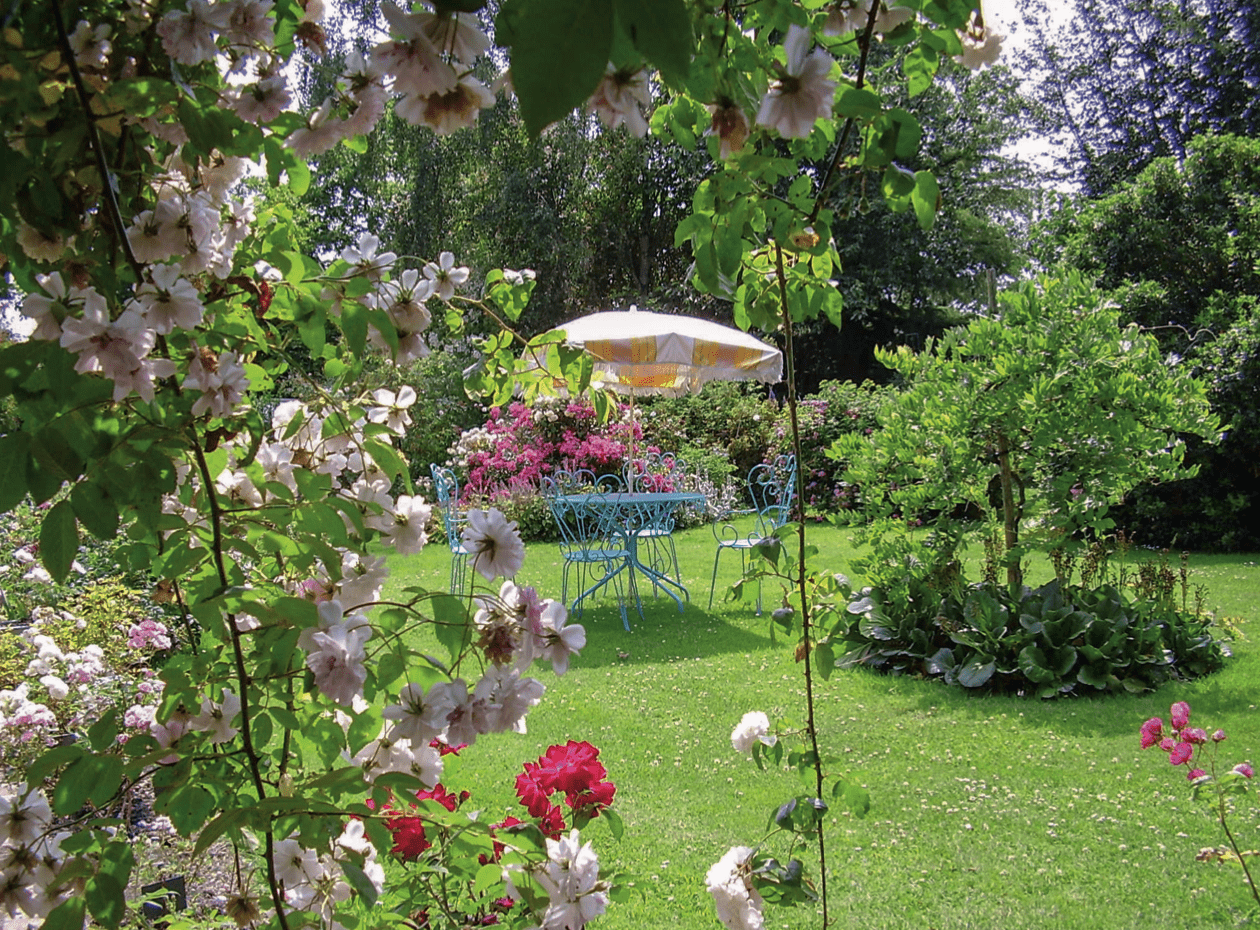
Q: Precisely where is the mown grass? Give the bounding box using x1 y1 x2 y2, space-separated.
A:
382 522 1260 930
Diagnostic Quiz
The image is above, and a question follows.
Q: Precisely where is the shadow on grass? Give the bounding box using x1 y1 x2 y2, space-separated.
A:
565 599 775 668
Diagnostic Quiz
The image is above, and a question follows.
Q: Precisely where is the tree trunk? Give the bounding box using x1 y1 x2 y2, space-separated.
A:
996 432 1021 589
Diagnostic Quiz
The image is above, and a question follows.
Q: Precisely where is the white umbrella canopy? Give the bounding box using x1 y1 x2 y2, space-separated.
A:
550 306 783 398
525 306 784 489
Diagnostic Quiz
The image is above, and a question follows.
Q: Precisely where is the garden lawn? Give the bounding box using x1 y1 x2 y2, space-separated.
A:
384 523 1260 930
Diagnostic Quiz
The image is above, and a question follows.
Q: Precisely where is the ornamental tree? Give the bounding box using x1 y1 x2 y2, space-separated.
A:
837 270 1221 587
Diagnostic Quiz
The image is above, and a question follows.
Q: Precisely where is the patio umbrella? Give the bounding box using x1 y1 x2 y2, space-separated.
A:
529 306 784 486
551 306 783 398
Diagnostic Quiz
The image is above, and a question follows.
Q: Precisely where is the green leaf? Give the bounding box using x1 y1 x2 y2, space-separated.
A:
911 170 940 231
42 898 86 930
433 594 472 665
340 861 379 908
52 753 123 815
0 433 31 511
834 85 882 119
193 808 247 859
341 300 368 357
363 438 411 492
85 872 126 928
613 0 691 84
903 44 939 97
957 656 996 688
71 481 120 540
602 807 624 840
40 500 79 583
881 164 917 200
103 77 180 118
813 641 835 680
506 0 614 137
87 708 119 752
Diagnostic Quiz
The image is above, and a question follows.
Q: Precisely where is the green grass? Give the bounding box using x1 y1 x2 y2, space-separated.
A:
383 523 1260 930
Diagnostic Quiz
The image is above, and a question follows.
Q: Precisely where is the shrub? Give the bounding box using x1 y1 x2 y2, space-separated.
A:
821 525 1231 697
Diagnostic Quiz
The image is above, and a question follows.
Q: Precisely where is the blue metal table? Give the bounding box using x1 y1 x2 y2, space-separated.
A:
556 490 705 618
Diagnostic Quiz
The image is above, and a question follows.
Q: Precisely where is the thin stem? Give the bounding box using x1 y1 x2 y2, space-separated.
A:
808 0 882 224
190 437 293 930
49 0 144 280
774 243 829 928
1216 784 1260 909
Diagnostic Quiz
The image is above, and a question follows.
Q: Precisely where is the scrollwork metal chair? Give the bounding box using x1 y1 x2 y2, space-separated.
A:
430 464 469 596
541 474 638 630
708 454 797 614
622 451 685 593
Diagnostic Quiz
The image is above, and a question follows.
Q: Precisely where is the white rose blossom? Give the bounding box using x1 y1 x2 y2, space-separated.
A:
706 845 765 930
730 710 776 754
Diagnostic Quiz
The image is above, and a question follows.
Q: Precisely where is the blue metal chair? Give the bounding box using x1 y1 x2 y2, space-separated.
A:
430 464 469 596
623 451 685 593
541 473 639 630
708 454 798 614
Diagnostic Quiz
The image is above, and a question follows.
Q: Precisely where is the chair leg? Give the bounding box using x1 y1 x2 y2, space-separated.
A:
709 546 724 609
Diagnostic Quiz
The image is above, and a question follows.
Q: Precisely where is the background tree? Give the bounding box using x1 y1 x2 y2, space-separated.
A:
1024 0 1260 195
1035 134 1260 549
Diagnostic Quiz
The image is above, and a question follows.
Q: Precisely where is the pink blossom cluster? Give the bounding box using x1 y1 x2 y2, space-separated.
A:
455 398 639 500
128 619 172 651
1141 701 1254 781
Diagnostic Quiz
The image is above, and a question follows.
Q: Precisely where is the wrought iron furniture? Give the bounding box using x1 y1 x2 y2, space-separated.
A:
708 455 798 614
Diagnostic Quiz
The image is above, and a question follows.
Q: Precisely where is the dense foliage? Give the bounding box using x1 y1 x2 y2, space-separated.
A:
835 271 1221 586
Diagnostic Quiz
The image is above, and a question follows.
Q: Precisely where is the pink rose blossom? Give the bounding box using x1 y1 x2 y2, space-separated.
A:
1233 763 1254 779
1181 727 1208 745
1211 729 1227 742
1139 717 1163 749
1159 737 1177 753
1170 701 1191 731
1187 768 1207 781
1169 742 1194 766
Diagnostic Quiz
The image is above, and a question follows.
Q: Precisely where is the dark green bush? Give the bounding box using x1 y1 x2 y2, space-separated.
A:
827 574 1229 698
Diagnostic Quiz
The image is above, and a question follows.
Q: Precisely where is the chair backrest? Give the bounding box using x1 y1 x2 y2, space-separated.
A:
624 450 684 493
546 484 623 554
550 466 623 495
429 464 465 545
747 454 797 533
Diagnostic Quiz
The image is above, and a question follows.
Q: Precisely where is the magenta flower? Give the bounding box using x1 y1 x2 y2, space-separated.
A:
1169 742 1194 766
1139 717 1163 749
1187 768 1207 781
1170 701 1191 731
1159 737 1177 753
1211 729 1227 742
1182 727 1209 745
1233 763 1254 779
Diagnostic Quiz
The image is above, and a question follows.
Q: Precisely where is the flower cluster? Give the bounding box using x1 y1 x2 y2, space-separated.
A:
0 785 72 920
452 398 640 500
515 741 617 831
1141 701 1254 781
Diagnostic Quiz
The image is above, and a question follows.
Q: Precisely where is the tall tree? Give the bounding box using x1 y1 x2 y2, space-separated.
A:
1024 0 1260 195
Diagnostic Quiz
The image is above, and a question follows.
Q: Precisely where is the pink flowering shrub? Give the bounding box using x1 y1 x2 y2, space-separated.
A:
451 397 642 501
1139 700 1259 908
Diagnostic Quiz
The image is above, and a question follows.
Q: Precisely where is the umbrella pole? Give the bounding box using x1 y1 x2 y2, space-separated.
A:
627 389 637 492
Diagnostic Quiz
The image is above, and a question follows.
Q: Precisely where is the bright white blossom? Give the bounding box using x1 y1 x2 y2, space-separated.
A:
367 386 417 435
757 25 837 139
956 11 1004 70
511 829 608 930
535 599 585 676
423 251 470 302
706 846 765 930
305 621 371 707
382 682 456 745
191 688 242 744
157 0 230 65
132 263 204 334
340 233 397 281
730 711 776 754
462 508 525 581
